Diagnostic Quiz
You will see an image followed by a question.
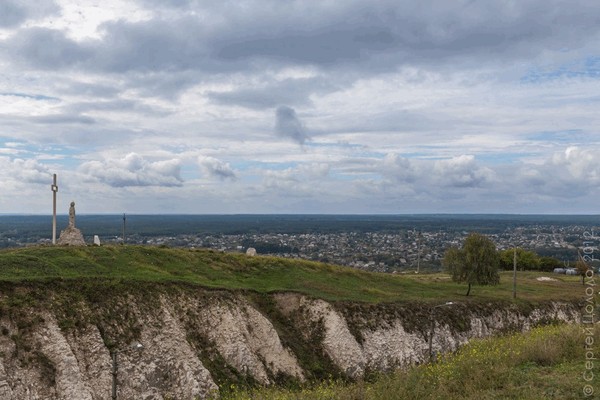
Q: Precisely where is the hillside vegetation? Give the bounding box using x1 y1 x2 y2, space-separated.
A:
224 323 598 400
0 245 584 303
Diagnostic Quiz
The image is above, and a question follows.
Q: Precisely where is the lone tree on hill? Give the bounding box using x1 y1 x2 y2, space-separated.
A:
576 252 590 285
443 233 500 296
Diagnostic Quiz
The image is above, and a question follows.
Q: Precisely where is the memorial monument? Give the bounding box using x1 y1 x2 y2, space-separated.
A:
57 201 86 246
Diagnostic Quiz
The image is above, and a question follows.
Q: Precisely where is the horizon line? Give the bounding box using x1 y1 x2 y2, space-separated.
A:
1 213 599 217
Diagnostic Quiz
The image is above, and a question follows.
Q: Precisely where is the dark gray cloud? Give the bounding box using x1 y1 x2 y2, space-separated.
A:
216 27 396 65
136 0 192 8
60 81 121 99
10 27 92 70
0 0 59 28
6 21 207 74
210 1 600 68
30 114 96 125
5 1 600 102
92 18 210 73
67 99 171 116
7 1 600 76
275 106 310 145
0 2 26 28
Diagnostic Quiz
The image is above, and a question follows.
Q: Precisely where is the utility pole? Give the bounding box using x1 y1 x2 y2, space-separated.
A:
110 342 143 399
111 350 118 400
512 247 517 299
51 174 58 244
429 302 456 362
122 213 126 244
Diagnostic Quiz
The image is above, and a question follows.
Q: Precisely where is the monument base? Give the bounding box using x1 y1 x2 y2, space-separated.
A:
57 226 86 246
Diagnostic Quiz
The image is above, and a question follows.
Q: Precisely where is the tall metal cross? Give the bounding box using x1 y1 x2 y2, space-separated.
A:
122 213 126 244
51 174 58 244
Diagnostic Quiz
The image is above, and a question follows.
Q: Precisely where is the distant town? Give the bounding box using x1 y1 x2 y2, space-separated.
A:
2 214 598 273
130 226 596 272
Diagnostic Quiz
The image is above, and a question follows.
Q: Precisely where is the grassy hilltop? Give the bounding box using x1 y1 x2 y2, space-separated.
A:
0 245 584 303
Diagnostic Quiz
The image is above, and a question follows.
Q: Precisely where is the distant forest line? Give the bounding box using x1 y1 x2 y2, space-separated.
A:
2 214 599 237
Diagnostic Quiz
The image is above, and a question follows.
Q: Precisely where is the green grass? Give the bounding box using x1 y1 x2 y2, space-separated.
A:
222 324 599 400
0 245 586 303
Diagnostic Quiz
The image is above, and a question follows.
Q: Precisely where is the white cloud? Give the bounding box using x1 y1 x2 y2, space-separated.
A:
514 146 600 197
79 153 183 187
382 153 494 189
262 163 330 196
433 155 494 188
553 146 599 182
0 157 49 184
198 156 237 180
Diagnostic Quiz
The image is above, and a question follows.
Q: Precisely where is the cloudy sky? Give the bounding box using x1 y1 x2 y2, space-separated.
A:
1 0 599 214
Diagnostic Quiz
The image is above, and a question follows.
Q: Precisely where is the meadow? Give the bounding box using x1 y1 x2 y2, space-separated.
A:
0 245 586 303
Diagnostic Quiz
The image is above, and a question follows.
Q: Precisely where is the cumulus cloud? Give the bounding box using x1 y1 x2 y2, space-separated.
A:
433 155 494 188
382 153 494 189
552 146 599 182
516 146 600 197
198 156 237 180
263 163 330 194
275 106 310 144
79 153 183 187
0 157 49 184
382 154 418 183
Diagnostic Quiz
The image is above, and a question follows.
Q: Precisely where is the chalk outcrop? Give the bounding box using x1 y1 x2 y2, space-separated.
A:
0 284 581 399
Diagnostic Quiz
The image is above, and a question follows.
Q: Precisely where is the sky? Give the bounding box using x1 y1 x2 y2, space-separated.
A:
0 0 599 214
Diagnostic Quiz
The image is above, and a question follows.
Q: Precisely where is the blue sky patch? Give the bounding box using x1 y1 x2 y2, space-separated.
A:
521 56 600 83
0 92 60 102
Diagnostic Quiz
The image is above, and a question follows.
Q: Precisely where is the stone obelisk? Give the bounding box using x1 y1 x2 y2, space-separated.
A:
57 201 86 246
